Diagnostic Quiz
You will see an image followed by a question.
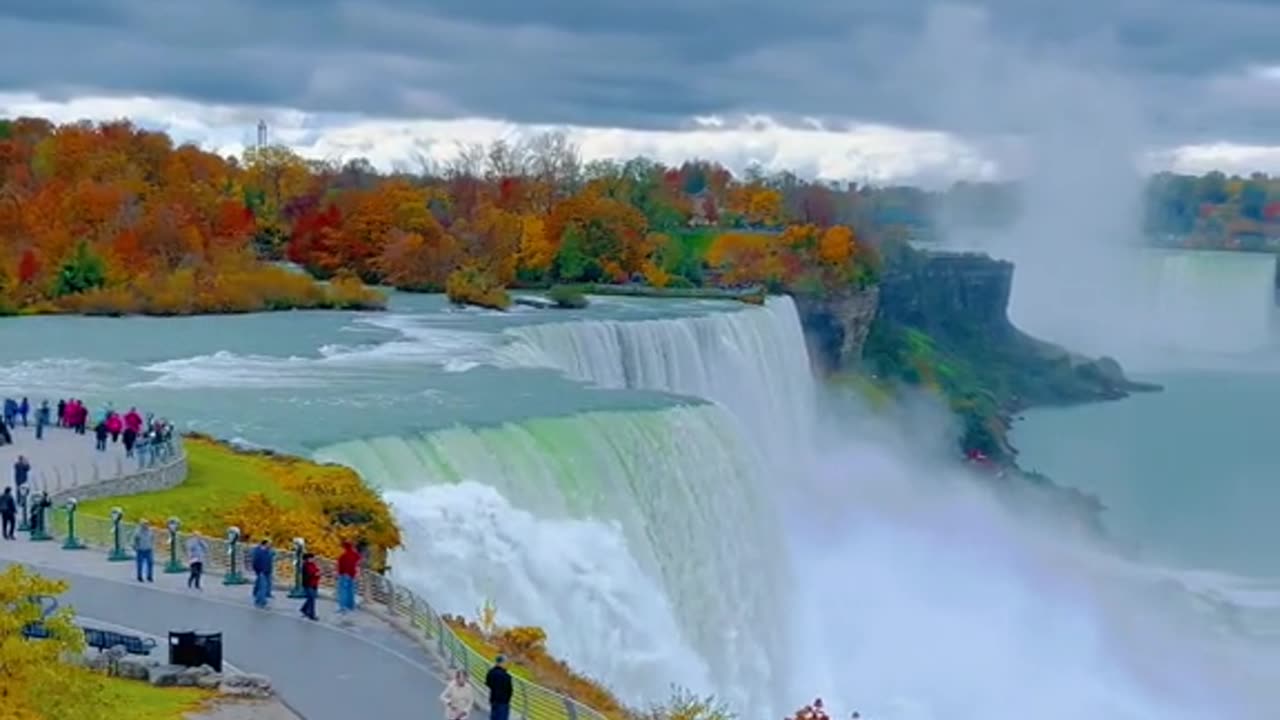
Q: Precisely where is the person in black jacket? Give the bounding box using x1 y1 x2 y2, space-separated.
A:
0 487 16 539
484 655 513 720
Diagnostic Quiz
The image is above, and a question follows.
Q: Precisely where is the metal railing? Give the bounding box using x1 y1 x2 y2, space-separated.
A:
43 510 612 720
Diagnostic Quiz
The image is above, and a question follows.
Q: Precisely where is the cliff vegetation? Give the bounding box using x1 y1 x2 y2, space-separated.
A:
795 242 1158 464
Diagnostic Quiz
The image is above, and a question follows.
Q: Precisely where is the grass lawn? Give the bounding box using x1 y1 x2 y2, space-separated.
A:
77 435 297 533
671 228 717 260
94 671 214 719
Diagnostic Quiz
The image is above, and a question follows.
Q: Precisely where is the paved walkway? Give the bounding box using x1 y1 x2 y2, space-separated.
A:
1 425 131 495
0 537 447 720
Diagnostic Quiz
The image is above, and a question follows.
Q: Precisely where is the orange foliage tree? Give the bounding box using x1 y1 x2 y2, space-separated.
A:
0 119 384 315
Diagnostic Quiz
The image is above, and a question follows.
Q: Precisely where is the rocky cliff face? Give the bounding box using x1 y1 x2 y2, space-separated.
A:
871 249 1159 408
876 251 1015 340
791 287 879 374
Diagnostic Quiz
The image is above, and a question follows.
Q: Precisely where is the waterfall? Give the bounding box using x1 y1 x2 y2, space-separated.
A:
317 405 790 713
503 296 820 477
316 293 1278 720
1146 251 1277 356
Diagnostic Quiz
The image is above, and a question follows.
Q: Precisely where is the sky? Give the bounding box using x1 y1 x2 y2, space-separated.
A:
3 0 1280 185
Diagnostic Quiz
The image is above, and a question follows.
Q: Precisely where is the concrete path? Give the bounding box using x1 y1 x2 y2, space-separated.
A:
0 537 448 720
0 425 131 495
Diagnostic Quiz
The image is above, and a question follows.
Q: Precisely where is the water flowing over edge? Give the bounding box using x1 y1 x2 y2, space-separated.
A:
317 405 790 713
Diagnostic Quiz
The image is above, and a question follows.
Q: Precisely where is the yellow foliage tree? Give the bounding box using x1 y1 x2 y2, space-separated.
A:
0 566 107 720
517 214 554 275
817 225 855 265
746 188 783 227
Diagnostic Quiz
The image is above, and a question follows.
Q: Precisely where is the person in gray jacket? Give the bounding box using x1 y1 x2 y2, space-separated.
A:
186 531 209 589
132 519 155 583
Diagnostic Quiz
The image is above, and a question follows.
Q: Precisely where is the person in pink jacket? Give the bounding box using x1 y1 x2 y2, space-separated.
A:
124 408 143 434
106 412 123 443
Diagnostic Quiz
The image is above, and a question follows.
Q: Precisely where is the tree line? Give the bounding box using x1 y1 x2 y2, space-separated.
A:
0 118 891 314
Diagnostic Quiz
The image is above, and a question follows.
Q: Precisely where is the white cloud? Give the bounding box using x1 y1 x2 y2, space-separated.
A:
3 92 1280 185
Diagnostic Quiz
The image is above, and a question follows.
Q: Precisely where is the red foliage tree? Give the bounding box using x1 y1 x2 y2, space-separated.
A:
17 249 39 284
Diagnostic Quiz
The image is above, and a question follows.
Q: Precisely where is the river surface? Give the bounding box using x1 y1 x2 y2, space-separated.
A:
2 255 1277 720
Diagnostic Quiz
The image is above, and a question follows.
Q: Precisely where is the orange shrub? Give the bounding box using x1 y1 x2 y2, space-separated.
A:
57 286 141 316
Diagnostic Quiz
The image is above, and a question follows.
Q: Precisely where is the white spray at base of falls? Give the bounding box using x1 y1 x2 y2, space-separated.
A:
317 405 789 713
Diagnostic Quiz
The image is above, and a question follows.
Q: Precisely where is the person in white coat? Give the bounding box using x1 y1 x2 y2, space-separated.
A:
440 669 475 720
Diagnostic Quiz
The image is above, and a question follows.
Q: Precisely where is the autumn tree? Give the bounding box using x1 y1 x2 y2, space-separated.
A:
376 225 461 290
0 566 117 720
546 191 650 282
705 232 781 287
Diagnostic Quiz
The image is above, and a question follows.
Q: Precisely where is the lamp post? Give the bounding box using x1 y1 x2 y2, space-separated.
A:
222 526 248 586
61 498 86 550
163 517 186 574
107 507 131 561
287 537 307 599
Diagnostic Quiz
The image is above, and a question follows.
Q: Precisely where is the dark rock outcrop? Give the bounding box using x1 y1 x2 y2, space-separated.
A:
791 287 879 374
876 251 1014 339
871 250 1160 409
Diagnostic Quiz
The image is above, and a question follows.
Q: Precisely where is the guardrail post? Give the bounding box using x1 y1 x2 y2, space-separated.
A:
163 517 186 573
61 498 86 550
222 527 248 585
107 507 131 561
287 538 307 599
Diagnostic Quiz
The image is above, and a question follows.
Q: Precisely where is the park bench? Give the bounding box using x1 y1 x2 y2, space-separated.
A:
22 622 157 656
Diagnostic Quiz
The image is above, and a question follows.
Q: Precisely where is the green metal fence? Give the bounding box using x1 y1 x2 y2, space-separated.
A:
43 509 610 720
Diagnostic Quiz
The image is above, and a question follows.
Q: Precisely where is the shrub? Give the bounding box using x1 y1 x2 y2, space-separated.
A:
52 241 106 298
326 272 387 309
640 687 735 720
446 265 511 310
57 286 141 316
444 614 626 718
215 443 403 566
547 285 588 309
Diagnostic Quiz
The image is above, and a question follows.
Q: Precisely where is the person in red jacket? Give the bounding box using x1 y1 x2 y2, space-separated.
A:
336 541 361 613
300 552 321 621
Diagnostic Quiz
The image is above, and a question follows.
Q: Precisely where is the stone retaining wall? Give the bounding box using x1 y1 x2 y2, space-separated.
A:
49 452 188 503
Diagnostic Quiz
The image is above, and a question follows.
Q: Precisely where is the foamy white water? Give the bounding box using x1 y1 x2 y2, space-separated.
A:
318 405 789 713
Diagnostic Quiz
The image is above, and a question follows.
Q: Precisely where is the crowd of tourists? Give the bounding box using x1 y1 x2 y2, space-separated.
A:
1 395 174 542
4 392 529 720
1 395 176 465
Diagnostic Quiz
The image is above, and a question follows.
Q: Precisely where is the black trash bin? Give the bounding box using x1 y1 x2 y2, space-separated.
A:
168 631 223 672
